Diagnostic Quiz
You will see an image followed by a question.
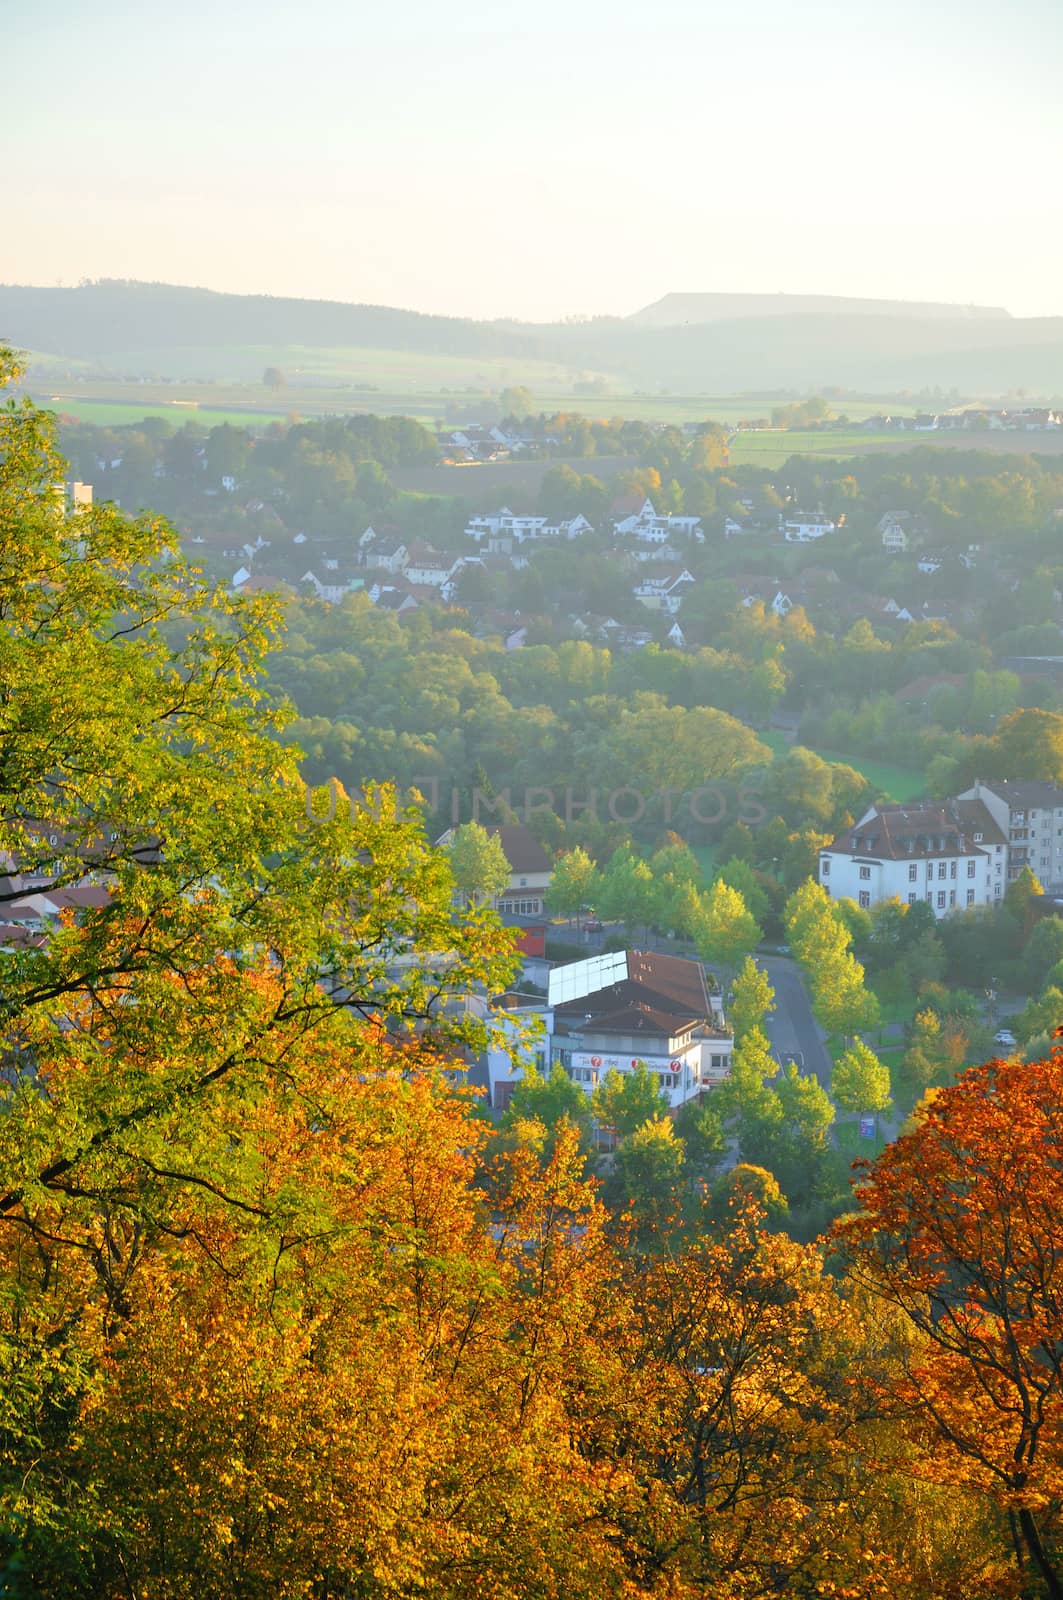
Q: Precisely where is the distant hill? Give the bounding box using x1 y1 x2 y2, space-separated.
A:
630 292 1012 326
4 280 1062 398
0 280 550 364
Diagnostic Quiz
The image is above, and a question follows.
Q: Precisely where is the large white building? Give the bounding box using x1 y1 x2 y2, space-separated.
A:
818 799 1007 915
486 949 733 1114
465 508 592 545
958 780 1063 893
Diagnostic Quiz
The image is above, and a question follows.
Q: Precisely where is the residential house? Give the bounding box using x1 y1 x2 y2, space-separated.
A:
613 498 703 546
878 510 926 554
740 581 793 616
633 564 695 615
818 799 1007 914
466 508 549 544
403 542 457 587
782 512 836 543
363 540 409 574
486 950 733 1114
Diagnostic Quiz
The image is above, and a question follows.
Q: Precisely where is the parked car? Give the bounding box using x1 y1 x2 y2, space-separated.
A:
993 1029 1017 1049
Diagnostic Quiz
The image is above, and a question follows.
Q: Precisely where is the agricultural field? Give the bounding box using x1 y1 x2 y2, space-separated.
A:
38 397 291 429
729 426 1063 468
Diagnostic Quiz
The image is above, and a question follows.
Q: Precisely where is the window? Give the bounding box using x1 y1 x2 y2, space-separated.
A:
995 884 1003 897
967 889 975 905
950 890 956 907
967 860 976 877
974 832 983 842
908 864 917 882
938 862 947 879
821 858 831 876
908 892 917 905
950 861 957 879
937 891 946 909
926 891 933 903
858 891 871 908
859 866 871 880
926 862 934 878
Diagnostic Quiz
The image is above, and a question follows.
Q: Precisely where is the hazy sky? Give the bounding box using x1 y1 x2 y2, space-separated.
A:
8 0 1062 321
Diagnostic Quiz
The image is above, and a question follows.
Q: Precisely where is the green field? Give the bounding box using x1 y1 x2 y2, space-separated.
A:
38 397 291 429
729 429 909 467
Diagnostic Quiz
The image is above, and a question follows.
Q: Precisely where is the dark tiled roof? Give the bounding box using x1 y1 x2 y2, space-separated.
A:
553 949 711 1037
486 825 553 875
826 799 1004 861
980 780 1063 811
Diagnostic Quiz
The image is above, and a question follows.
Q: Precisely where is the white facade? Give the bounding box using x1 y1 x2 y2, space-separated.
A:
818 802 1004 916
782 514 836 543
958 781 1063 893
485 1004 733 1113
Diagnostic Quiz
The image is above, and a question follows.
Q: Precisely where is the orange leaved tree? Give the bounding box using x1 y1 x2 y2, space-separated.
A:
835 1048 1063 1598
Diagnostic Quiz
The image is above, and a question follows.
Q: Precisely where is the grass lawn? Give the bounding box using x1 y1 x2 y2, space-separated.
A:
835 1117 890 1159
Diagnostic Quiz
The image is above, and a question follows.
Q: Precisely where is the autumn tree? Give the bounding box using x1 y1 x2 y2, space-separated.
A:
0 347 523 1591
836 1051 1063 1597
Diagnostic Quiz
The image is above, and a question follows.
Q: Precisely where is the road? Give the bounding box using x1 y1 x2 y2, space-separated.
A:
758 954 834 1093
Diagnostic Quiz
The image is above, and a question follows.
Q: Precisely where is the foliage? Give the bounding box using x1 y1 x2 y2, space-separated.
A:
593 1063 669 1138
833 1038 893 1115
836 1051 1063 1597
446 820 511 905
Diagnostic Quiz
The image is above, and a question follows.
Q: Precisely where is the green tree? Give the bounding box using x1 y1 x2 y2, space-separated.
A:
546 846 600 926
715 856 771 923
728 956 775 1043
1016 985 1063 1046
989 707 1063 783
832 1039 892 1115
597 845 658 935
674 1094 728 1174
593 1063 669 1138
697 880 761 980
607 1116 686 1241
262 365 287 390
447 821 511 906
503 1061 593 1155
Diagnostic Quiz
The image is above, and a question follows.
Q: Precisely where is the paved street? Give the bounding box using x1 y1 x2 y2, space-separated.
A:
758 954 834 1092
